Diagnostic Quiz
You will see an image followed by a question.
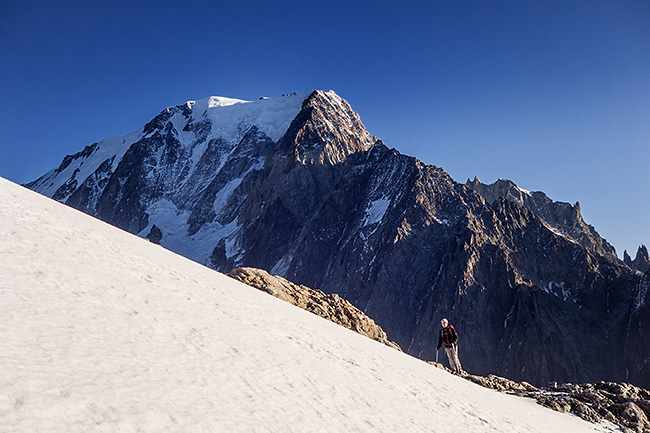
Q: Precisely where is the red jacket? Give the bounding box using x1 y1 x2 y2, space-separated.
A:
437 324 458 349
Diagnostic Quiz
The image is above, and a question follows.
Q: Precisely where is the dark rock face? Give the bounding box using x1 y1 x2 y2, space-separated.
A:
625 270 650 388
146 224 162 244
223 129 640 386
465 177 618 259
228 267 401 350
626 246 650 273
26 90 648 389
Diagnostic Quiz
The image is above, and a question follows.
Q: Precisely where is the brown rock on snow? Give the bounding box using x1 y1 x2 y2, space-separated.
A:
464 374 537 395
228 267 402 351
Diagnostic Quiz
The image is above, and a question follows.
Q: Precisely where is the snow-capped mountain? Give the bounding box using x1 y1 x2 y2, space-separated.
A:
3 176 621 433
27 92 315 264
26 90 649 388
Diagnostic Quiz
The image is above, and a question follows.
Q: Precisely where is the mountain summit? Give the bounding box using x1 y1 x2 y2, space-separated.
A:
26 90 649 387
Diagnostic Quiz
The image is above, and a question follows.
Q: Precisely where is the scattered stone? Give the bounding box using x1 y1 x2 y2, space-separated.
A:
465 373 650 432
464 374 538 395
428 361 448 371
537 395 572 413
568 398 602 424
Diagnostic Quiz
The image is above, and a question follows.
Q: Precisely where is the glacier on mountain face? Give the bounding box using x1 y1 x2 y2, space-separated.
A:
26 93 310 267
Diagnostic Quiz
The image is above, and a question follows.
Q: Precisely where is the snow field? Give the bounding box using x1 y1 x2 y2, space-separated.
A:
192 91 310 143
0 177 619 432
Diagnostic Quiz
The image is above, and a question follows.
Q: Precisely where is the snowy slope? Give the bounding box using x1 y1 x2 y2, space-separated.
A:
0 177 619 433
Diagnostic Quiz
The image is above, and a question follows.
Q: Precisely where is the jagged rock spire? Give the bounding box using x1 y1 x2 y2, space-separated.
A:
631 245 650 273
276 90 377 165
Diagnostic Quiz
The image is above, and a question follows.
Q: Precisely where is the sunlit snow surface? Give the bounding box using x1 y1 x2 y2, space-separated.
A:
30 92 309 199
190 92 310 143
0 177 620 432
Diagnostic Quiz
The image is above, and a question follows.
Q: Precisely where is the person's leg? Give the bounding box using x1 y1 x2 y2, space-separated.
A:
445 346 460 372
451 346 462 373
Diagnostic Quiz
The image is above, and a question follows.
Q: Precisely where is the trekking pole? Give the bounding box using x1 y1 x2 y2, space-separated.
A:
435 348 439 364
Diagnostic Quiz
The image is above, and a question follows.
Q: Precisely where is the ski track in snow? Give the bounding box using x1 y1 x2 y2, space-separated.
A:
0 177 620 433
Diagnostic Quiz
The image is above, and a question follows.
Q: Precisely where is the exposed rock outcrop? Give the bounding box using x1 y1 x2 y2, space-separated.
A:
146 224 162 244
465 177 618 260
625 245 650 274
228 267 401 351
465 373 650 433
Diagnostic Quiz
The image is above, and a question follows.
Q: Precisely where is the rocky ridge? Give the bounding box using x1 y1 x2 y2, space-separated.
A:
227 267 401 350
465 177 618 259
464 373 650 433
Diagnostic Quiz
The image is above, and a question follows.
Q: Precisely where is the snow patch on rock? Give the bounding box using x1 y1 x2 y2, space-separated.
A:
362 198 390 227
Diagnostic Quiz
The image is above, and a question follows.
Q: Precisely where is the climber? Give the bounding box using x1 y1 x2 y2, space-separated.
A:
437 318 464 375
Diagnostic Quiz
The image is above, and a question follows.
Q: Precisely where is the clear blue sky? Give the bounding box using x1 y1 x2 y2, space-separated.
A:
1 0 648 257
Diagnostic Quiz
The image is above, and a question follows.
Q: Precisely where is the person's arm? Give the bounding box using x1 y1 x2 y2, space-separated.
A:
436 331 442 350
